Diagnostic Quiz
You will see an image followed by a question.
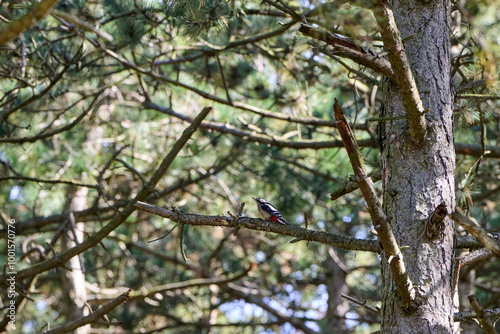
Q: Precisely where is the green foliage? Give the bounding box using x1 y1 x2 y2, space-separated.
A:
0 0 499 333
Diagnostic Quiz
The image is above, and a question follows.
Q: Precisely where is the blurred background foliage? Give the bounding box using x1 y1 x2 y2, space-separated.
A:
0 0 499 333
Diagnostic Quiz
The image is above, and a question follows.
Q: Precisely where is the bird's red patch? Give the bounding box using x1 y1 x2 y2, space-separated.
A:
269 216 280 223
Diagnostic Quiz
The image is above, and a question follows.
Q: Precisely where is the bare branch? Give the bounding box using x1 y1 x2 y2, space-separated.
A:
0 176 99 189
454 308 500 322
299 23 395 81
0 0 60 48
373 0 427 142
468 295 497 333
88 265 254 305
330 170 382 201
43 290 130 334
5 107 212 281
333 99 417 311
134 201 379 253
450 210 500 257
143 100 377 150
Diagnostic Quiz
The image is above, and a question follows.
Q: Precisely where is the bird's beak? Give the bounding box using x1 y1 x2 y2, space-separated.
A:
251 197 257 200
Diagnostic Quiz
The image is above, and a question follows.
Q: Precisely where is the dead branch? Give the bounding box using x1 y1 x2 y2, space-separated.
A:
333 99 417 312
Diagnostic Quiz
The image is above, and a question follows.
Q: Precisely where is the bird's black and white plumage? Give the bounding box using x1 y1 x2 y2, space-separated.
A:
252 197 289 225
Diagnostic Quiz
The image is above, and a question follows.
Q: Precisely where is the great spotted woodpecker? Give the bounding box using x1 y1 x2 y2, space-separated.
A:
252 197 289 225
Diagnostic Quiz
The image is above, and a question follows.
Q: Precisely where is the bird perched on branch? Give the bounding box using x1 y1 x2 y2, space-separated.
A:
252 197 289 225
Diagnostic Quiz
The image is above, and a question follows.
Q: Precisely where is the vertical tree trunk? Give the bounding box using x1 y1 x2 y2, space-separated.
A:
379 0 457 332
60 187 90 334
324 247 349 333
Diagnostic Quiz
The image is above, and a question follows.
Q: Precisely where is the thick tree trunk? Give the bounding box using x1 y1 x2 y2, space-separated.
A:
379 0 457 332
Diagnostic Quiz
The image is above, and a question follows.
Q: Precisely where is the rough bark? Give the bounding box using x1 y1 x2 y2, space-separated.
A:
378 0 457 332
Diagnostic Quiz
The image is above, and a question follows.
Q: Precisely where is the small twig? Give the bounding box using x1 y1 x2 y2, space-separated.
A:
468 295 497 333
330 170 382 201
116 158 147 187
179 224 189 262
450 210 500 257
236 202 245 216
43 290 130 334
216 55 232 104
148 223 179 243
341 293 380 314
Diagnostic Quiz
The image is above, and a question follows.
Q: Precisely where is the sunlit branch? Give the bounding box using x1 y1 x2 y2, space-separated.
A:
43 290 130 334
4 107 212 281
373 0 427 142
330 169 382 201
88 265 254 305
333 99 417 312
134 201 379 253
454 308 500 322
299 22 395 82
0 0 60 47
144 100 376 150
450 210 500 257
0 176 99 189
103 48 342 128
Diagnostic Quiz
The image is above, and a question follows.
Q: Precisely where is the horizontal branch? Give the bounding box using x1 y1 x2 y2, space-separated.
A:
330 169 382 201
454 308 500 322
143 100 376 150
3 106 211 282
450 210 500 257
455 143 500 158
0 0 60 48
299 23 395 81
134 201 379 253
0 176 99 189
44 290 130 334
103 47 341 128
88 265 253 305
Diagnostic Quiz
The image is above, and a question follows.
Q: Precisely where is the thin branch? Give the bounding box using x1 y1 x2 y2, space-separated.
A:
468 295 497 333
43 290 130 334
0 176 99 189
455 308 500 322
457 94 500 101
455 143 500 158
299 23 395 82
134 201 379 253
143 100 377 150
450 210 500 257
0 45 83 124
341 293 380 314
330 169 382 201
0 0 60 47
104 46 341 128
373 0 427 142
333 99 417 311
52 10 113 42
5 107 212 281
88 265 253 305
